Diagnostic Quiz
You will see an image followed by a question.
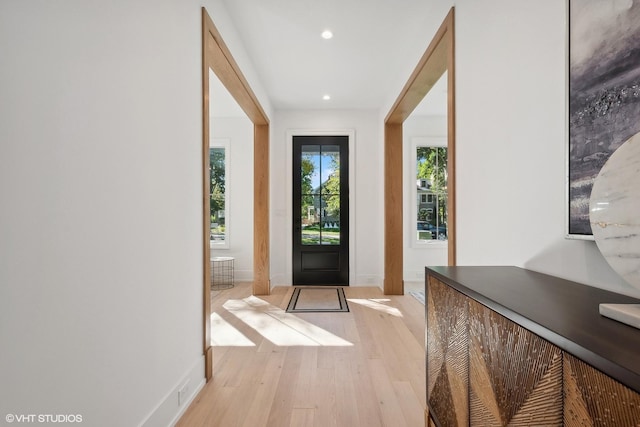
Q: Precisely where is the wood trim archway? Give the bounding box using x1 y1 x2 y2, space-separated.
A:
383 8 456 295
202 7 270 381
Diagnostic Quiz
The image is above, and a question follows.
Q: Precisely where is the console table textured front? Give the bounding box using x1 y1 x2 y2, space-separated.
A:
425 266 640 427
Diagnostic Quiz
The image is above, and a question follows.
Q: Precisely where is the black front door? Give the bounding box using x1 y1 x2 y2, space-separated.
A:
292 136 349 285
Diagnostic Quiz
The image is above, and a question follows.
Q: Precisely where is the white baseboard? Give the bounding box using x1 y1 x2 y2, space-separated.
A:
270 273 291 287
406 269 427 281
353 275 382 287
139 356 205 427
234 269 253 282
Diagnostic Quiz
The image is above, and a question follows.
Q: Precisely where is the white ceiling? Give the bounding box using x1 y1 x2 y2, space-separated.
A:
215 0 447 116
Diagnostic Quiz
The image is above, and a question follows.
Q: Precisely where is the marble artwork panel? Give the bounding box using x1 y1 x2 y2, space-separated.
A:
589 132 640 290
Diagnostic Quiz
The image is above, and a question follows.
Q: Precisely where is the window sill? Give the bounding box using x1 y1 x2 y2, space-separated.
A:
210 242 230 250
412 240 448 249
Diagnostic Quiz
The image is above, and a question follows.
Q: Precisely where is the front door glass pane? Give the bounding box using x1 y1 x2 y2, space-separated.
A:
300 145 341 245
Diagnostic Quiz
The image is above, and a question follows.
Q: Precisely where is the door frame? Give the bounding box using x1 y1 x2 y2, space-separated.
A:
202 7 270 381
285 130 356 286
383 8 456 295
292 136 350 285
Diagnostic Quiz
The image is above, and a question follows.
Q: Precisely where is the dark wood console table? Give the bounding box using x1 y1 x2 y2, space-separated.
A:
425 266 640 426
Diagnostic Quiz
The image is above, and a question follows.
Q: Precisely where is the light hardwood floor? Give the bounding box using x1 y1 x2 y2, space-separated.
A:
177 282 426 427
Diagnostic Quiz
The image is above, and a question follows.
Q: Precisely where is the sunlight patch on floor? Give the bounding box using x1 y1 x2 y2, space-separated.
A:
222 296 353 347
347 298 403 317
210 312 256 347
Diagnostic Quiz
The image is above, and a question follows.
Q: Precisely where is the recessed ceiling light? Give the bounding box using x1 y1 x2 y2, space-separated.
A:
323 94 331 101
321 30 333 40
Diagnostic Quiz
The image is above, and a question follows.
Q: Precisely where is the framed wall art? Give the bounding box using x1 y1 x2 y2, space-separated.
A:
567 0 640 238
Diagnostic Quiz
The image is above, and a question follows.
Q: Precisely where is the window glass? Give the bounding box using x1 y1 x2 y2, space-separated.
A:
416 146 448 242
210 142 229 247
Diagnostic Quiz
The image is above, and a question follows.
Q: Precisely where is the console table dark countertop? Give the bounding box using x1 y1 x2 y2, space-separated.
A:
426 266 640 393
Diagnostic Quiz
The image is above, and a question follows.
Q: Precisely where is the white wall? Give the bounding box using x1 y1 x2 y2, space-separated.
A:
454 0 636 297
211 117 254 281
211 117 253 281
386 0 639 298
0 1 271 426
403 115 448 283
271 110 383 287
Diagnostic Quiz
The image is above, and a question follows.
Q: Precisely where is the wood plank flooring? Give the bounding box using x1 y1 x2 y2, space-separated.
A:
177 282 426 427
